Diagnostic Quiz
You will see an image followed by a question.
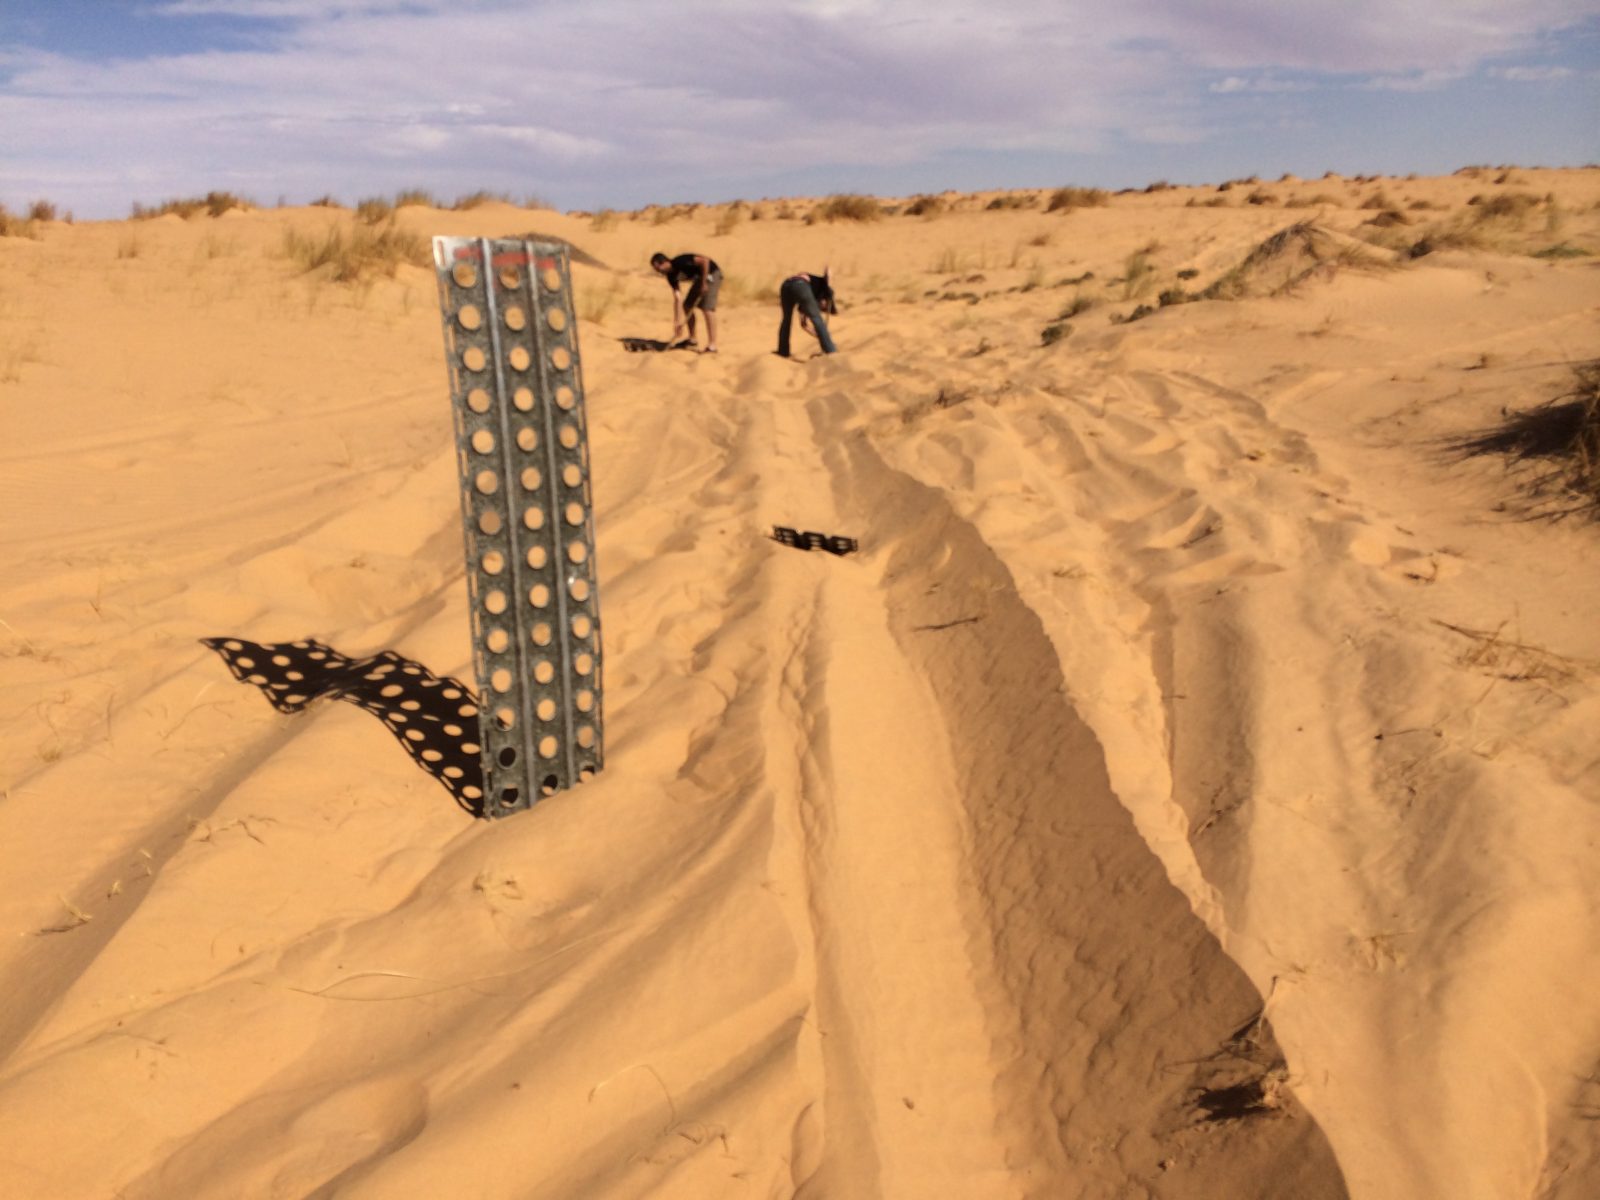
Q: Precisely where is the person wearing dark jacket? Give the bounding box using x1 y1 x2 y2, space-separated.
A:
650 251 721 352
777 268 836 357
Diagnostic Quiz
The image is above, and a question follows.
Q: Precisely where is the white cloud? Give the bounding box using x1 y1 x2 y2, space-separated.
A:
1488 64 1576 81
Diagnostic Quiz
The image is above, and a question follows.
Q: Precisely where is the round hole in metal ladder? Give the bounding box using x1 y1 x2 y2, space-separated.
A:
538 735 558 759
491 667 512 692
516 427 537 453
452 262 477 288
564 501 584 526
526 545 547 569
503 306 526 331
576 689 594 713
569 577 590 601
534 659 554 684
499 265 520 289
484 589 507 614
550 346 571 371
499 787 519 808
555 386 575 410
536 697 556 721
559 423 579 449
574 652 593 676
523 506 545 530
475 469 499 495
508 345 531 371
531 622 552 646
494 705 515 729
567 540 588 564
513 386 533 411
529 583 549 607
457 305 482 331
462 346 486 372
520 466 542 491
498 746 517 767
486 627 509 653
481 549 505 575
478 510 503 535
541 267 561 291
466 388 491 413
571 614 592 638
470 428 495 454
576 724 595 749
562 463 582 487
547 308 567 332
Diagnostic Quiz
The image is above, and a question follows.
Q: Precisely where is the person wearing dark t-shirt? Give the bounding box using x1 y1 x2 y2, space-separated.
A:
776 268 837 358
650 251 722 352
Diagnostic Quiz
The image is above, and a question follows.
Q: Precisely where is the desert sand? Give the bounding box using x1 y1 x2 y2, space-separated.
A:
1 169 1598 1199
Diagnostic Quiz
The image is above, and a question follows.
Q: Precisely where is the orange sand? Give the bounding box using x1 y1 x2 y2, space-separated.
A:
2 169 1598 1198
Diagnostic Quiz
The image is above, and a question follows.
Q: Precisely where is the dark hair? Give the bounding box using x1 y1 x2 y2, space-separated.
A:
650 252 669 266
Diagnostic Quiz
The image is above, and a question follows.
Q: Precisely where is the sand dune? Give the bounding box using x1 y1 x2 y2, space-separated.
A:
2 170 1598 1197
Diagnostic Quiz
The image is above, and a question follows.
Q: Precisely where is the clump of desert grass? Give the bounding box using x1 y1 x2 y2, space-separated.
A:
0 203 41 239
904 194 947 218
132 191 253 219
986 192 1036 211
393 188 439 209
813 194 883 222
1451 361 1600 521
355 196 396 224
452 190 513 210
1046 186 1109 212
713 202 747 236
282 219 428 283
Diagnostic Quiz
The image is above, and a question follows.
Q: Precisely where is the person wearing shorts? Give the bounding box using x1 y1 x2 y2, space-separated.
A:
650 251 721 352
776 268 836 358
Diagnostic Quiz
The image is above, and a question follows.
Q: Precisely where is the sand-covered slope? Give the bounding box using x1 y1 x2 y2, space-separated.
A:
2 171 1598 1198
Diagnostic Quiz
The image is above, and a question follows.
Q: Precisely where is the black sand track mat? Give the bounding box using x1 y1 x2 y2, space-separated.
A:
201 637 487 816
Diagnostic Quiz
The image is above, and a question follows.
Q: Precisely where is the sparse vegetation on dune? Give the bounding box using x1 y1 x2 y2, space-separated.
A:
1453 361 1600 520
354 196 395 224
452 190 513 210
1046 186 1109 212
904 195 947 217
813 194 884 222
132 191 252 220
281 219 428 283
393 188 438 209
0 204 40 239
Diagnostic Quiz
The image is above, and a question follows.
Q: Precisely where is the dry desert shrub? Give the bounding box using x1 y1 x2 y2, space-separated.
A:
1468 192 1543 220
1202 222 1394 300
0 204 40 239
1046 186 1109 212
986 192 1036 211
393 188 438 209
713 203 745 236
452 190 512 210
27 199 57 221
1245 189 1278 206
1451 361 1600 520
815 194 883 222
132 191 251 219
589 208 619 232
904 194 946 217
355 196 395 224
308 194 342 208
282 219 428 282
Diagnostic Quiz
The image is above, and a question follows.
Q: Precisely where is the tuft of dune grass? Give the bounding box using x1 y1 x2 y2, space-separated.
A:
1046 186 1109 212
0 204 40 239
282 219 428 282
814 194 883 222
1451 361 1600 520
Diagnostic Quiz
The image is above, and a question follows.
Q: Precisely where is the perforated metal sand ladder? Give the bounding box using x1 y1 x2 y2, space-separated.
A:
433 236 603 817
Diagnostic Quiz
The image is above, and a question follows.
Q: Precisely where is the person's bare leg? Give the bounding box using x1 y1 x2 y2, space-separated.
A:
684 309 698 347
704 310 719 352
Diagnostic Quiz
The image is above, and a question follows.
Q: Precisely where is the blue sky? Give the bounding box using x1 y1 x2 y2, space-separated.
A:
2 0 1597 218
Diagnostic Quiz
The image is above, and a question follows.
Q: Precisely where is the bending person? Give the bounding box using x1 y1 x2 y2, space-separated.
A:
650 251 721 352
777 268 837 358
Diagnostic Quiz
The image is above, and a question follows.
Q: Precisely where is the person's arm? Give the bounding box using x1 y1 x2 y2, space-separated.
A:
667 276 685 339
693 254 712 290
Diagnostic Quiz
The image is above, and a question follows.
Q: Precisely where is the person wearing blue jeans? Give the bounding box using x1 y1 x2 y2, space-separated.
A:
777 269 837 357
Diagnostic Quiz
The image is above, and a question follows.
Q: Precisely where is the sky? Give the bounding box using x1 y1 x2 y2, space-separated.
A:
2 0 1597 218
